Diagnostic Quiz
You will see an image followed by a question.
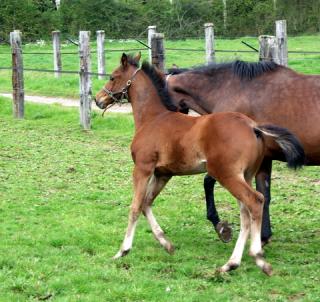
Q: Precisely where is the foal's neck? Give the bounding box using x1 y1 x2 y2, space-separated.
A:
128 72 169 130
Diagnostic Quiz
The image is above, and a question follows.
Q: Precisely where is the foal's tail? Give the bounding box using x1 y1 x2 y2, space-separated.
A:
255 124 305 169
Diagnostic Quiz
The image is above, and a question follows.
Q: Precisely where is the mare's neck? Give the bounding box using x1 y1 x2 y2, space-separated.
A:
128 72 168 130
172 70 236 113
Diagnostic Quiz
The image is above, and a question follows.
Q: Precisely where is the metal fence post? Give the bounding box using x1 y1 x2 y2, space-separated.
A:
148 25 157 63
52 31 62 78
10 30 24 119
151 33 165 72
96 30 106 80
275 20 288 66
79 31 92 130
204 23 215 64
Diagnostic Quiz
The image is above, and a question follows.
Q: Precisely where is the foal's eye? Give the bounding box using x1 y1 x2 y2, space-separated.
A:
110 75 115 81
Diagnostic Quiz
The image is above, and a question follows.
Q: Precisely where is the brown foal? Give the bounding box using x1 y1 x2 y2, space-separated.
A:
95 53 304 275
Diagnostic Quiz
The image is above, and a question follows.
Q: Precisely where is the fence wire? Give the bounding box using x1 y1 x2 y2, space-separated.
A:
0 66 110 77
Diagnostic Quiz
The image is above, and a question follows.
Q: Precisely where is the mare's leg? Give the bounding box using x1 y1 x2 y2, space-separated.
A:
255 159 272 245
142 175 175 254
113 166 153 259
204 174 232 242
215 176 272 275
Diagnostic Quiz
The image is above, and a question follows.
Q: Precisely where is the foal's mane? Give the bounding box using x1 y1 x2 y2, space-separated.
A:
169 60 279 80
140 61 178 112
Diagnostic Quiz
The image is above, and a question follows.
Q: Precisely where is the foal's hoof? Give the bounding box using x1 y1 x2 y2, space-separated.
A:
215 221 233 243
112 249 130 260
219 262 239 273
262 263 273 276
165 242 175 255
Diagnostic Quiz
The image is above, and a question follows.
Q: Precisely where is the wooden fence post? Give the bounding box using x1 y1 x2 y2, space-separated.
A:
258 35 278 62
10 30 24 119
222 0 227 30
151 33 165 72
96 30 105 80
79 31 92 130
275 20 288 66
204 23 215 64
148 25 157 63
52 31 62 78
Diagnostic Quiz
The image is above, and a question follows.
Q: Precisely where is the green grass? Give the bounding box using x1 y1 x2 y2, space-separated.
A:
0 35 320 98
0 96 319 301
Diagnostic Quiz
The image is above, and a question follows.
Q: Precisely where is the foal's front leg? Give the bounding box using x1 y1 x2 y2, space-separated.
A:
142 175 174 254
113 166 153 259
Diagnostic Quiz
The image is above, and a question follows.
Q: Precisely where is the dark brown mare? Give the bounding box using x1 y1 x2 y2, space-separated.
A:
166 60 320 244
95 53 304 275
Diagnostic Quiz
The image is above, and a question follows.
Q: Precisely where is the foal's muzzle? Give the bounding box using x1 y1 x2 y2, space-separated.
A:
94 97 109 109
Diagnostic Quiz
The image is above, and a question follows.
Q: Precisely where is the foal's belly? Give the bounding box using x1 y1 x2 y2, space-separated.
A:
155 159 207 176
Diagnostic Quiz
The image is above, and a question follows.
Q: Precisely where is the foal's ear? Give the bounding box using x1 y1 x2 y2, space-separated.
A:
133 52 141 63
121 53 128 68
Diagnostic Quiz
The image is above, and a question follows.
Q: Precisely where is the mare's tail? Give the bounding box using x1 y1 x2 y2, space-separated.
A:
254 124 305 169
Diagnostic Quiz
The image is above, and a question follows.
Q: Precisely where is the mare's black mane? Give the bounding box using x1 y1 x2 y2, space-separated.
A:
168 60 279 80
140 61 178 112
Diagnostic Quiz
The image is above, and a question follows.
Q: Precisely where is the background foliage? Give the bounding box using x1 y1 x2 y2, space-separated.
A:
0 0 319 41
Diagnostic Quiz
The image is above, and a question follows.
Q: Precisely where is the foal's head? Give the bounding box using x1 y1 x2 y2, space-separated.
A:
95 53 141 109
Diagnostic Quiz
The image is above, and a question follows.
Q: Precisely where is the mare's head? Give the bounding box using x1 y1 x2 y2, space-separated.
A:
95 52 141 109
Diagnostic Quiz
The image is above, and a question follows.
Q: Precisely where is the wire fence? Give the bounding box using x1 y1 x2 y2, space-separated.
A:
1 36 318 76
1 24 319 127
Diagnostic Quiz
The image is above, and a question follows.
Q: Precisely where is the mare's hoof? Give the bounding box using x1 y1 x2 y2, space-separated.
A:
262 237 272 247
215 221 233 243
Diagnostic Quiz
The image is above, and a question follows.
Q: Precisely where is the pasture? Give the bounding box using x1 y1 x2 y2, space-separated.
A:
0 35 320 301
0 96 319 301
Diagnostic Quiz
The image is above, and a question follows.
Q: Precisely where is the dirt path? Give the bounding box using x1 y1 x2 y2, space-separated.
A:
0 93 199 116
0 93 132 113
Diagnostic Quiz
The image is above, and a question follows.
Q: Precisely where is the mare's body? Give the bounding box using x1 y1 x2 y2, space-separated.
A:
95 54 304 275
167 61 320 242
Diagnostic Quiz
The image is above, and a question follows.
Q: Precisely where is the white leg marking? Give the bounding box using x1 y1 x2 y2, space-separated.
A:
144 206 173 251
221 202 250 272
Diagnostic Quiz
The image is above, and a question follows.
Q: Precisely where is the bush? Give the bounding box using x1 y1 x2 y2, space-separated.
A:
0 0 319 42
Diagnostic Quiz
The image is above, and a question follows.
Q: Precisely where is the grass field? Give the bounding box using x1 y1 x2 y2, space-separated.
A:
0 35 320 98
0 96 319 301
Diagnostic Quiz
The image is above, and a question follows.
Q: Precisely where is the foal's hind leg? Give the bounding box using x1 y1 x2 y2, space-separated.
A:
142 175 175 254
220 201 250 272
204 174 233 243
113 166 153 259
217 177 272 275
